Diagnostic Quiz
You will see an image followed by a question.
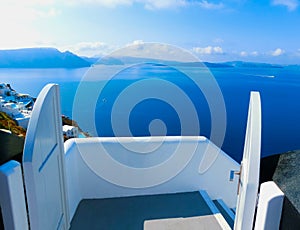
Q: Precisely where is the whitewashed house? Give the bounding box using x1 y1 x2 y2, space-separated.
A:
63 125 79 138
0 83 34 129
0 84 11 96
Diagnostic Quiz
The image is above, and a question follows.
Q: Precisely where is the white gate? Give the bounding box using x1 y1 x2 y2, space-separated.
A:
234 92 262 230
23 84 69 230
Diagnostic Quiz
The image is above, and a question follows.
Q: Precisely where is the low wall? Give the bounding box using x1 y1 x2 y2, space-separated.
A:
65 136 240 221
0 160 28 230
254 181 284 230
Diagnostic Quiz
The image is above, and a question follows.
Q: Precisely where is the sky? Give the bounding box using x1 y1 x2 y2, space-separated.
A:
1 0 300 64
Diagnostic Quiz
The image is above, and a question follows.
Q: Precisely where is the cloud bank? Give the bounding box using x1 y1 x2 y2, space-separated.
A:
272 0 299 11
64 42 116 57
66 0 224 10
271 48 285 56
193 46 224 55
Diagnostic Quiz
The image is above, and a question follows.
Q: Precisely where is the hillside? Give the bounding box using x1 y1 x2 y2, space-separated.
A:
0 112 26 137
0 48 91 68
224 61 283 68
95 56 288 68
0 48 293 69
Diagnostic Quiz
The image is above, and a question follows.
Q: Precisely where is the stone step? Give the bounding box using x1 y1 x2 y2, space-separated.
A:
198 190 232 230
213 199 235 228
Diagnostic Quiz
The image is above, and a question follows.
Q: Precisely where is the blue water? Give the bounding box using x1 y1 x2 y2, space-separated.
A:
1 64 300 162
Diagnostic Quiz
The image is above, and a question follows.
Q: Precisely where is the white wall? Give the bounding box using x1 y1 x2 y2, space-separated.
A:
0 160 28 230
65 136 240 221
254 181 284 230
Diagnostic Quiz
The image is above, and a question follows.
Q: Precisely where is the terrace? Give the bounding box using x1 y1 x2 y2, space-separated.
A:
0 84 284 229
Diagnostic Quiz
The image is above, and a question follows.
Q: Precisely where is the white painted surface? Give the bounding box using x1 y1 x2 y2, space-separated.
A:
65 136 240 221
144 213 231 230
64 140 81 220
254 181 284 230
234 92 262 230
23 84 69 230
0 160 28 230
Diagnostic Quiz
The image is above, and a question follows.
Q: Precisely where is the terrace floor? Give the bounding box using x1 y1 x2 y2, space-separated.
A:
69 191 227 230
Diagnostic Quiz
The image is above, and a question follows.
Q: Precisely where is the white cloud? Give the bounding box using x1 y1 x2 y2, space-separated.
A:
65 0 224 10
294 49 300 56
0 2 49 49
64 42 116 57
142 0 186 10
240 51 260 57
65 40 199 61
198 0 224 10
1 0 55 6
112 42 198 62
36 8 61 17
213 46 223 53
213 38 224 43
0 0 225 12
65 0 184 9
251 51 259 56
0 1 60 18
192 46 224 55
126 40 145 46
271 48 285 56
67 0 133 7
272 0 299 11
240 51 248 57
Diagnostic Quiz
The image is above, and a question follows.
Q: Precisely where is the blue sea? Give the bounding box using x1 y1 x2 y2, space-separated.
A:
1 64 300 162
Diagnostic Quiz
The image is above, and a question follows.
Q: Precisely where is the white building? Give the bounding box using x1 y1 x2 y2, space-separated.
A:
0 83 16 97
0 83 34 129
0 102 31 129
0 102 21 117
63 125 79 138
0 84 10 96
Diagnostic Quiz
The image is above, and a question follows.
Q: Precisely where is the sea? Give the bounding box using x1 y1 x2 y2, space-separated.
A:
1 64 300 162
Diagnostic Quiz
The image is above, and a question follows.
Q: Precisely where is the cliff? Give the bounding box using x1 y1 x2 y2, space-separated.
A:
0 48 91 68
0 112 26 137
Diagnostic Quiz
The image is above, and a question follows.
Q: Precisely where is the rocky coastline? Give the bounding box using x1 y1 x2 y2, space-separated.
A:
273 150 300 213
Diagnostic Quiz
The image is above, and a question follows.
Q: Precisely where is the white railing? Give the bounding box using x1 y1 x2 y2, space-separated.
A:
234 91 262 230
22 84 69 230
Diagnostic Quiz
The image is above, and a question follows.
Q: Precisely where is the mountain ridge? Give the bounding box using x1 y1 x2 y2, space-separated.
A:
0 48 91 68
0 48 297 68
95 56 288 68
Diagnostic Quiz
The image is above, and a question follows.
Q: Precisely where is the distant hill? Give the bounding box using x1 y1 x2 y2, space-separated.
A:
81 56 99 65
0 48 291 69
0 48 91 68
224 61 283 68
93 56 232 67
93 56 287 68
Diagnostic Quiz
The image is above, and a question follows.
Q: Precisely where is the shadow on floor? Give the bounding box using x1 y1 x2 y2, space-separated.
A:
70 192 212 230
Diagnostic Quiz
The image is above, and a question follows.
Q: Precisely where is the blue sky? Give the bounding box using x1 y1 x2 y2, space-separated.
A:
1 0 300 63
